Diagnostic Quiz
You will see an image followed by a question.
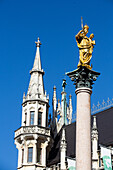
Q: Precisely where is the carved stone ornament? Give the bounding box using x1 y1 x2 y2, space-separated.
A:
67 66 100 89
15 126 50 139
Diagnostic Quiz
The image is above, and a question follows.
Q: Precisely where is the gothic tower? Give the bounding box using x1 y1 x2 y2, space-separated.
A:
15 38 50 170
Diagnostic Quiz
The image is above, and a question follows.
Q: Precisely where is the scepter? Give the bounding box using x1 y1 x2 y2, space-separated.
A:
81 16 83 29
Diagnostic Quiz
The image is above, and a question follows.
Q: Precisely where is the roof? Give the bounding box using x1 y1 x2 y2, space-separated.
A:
95 107 113 146
47 107 113 166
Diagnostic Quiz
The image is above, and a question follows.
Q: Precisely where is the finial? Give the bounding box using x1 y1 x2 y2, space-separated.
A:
35 37 42 47
53 85 56 90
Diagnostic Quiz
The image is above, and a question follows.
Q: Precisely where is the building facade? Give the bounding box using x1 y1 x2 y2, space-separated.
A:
15 38 113 170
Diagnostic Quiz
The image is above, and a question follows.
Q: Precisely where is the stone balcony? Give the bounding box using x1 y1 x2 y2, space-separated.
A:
15 125 50 139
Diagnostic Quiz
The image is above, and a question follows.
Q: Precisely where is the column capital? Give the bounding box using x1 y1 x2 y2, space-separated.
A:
66 66 100 89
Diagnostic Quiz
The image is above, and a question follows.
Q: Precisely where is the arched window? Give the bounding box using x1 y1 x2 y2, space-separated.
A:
30 111 34 125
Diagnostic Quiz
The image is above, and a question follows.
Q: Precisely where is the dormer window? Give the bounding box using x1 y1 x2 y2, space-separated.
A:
30 111 34 125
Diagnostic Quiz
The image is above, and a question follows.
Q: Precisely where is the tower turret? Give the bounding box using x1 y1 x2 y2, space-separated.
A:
15 38 50 170
52 86 57 124
53 79 73 134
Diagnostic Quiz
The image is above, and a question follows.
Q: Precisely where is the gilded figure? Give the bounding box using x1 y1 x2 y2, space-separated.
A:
75 25 95 69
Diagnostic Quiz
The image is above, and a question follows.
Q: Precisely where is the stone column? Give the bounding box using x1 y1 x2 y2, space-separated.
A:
67 66 100 170
75 87 92 170
23 142 27 164
18 146 22 168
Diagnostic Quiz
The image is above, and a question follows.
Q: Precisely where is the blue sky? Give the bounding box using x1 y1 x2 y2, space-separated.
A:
0 0 113 169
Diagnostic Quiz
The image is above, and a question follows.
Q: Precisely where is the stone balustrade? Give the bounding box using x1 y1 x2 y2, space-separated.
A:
15 125 50 138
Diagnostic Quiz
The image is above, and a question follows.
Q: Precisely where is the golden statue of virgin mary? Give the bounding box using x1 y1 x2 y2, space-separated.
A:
75 24 95 70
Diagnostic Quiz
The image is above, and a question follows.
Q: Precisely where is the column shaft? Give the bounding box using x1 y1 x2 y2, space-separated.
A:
75 88 92 170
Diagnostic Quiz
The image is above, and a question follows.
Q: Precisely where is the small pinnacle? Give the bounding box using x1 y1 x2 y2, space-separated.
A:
23 92 25 97
47 94 49 100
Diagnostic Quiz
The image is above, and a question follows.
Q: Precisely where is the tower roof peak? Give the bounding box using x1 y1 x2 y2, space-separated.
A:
31 37 43 72
35 37 42 47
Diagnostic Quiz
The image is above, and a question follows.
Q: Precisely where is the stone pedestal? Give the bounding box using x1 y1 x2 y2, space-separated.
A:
67 66 100 170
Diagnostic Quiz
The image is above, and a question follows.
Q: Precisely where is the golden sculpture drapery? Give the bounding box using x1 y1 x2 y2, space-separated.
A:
75 25 95 70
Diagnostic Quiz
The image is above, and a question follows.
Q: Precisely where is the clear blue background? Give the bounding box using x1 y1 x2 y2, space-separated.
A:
0 0 113 169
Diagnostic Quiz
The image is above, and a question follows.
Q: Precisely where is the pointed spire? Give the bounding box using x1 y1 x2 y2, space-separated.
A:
27 37 45 100
31 37 43 73
52 86 57 121
60 128 67 170
92 116 98 140
92 116 97 130
61 79 67 125
61 128 66 142
68 94 72 124
92 116 98 165
53 86 56 99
